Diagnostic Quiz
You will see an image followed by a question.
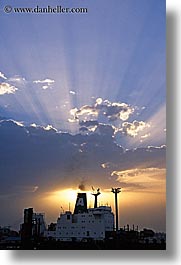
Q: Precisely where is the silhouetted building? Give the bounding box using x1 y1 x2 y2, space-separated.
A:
20 208 46 242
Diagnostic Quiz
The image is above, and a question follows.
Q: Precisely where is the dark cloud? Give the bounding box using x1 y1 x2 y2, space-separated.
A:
0 117 166 228
79 126 89 132
95 123 115 137
79 122 116 138
0 118 165 191
79 120 99 127
0 118 124 192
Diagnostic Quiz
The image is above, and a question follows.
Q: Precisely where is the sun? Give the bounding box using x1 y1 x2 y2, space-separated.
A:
44 187 115 213
61 188 79 203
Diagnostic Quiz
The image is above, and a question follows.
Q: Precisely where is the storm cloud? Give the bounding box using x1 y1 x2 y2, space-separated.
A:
0 117 166 228
0 118 166 193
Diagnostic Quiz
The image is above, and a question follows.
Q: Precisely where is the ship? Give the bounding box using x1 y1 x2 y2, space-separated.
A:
21 188 115 242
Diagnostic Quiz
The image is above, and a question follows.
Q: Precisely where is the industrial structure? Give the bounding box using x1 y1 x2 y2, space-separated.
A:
111 187 121 231
21 208 46 242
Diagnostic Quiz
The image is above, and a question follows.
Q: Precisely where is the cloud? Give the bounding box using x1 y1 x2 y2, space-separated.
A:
14 185 39 193
79 120 99 134
99 101 134 121
96 98 103 105
101 162 116 169
29 123 57 133
79 120 99 127
68 118 78 123
79 120 117 138
101 145 166 177
8 76 26 84
95 123 115 137
111 167 166 192
0 82 18 95
0 118 166 228
33 78 55 89
69 90 76 95
0 71 7 80
33 79 55 84
79 119 150 141
79 126 89 133
44 124 58 131
140 133 151 142
76 105 99 118
111 167 165 179
69 98 134 122
121 120 150 137
7 119 24 127
0 118 124 188
0 118 165 191
42 85 48 90
79 120 98 134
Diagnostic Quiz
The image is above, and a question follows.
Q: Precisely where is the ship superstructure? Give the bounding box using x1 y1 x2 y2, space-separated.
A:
45 191 114 241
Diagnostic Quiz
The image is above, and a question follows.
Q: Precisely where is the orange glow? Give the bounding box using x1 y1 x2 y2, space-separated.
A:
36 175 165 231
43 188 114 211
41 180 165 211
31 185 166 232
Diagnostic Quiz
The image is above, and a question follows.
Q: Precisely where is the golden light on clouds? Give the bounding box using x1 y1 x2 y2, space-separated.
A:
40 166 166 211
34 172 166 231
32 165 166 231
111 167 166 193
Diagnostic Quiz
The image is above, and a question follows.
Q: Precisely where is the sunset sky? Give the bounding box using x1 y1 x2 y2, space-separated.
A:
0 0 166 232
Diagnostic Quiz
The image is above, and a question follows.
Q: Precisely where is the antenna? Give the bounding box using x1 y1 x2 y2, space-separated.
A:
91 187 101 208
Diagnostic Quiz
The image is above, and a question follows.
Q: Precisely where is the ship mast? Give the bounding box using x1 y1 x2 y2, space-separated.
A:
91 187 101 208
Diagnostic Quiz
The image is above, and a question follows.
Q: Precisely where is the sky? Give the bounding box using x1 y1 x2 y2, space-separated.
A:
0 0 166 232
